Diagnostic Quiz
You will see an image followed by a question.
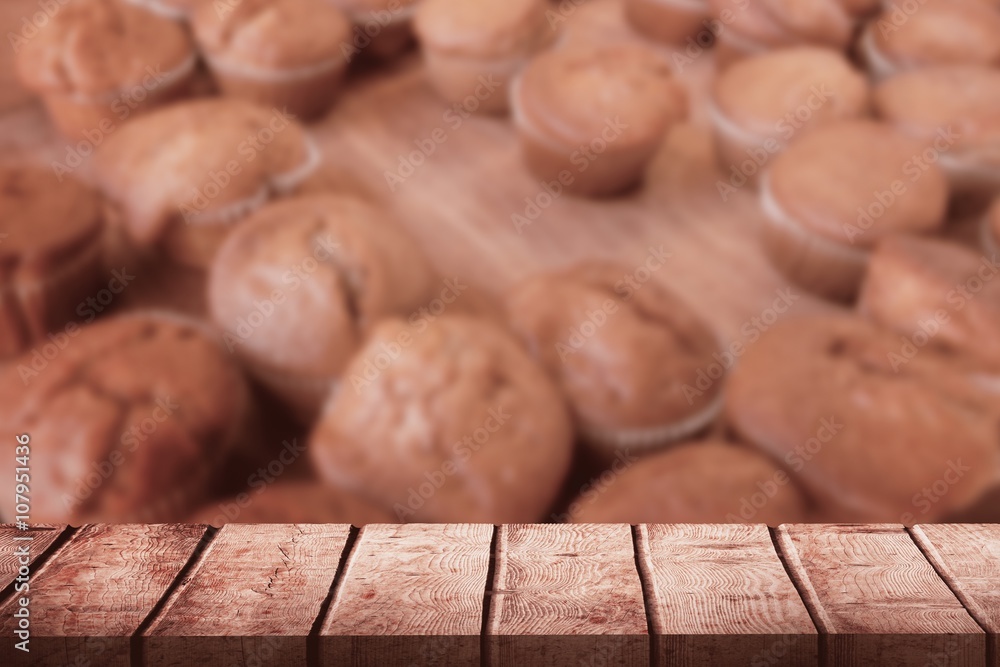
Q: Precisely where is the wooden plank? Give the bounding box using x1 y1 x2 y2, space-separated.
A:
0 524 207 667
319 523 492 666
144 523 352 667
777 524 986 667
487 523 648 666
0 524 66 593
912 524 1000 667
637 524 817 666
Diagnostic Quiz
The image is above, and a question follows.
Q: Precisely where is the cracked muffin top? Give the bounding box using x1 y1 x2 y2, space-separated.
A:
95 99 313 246
16 0 195 96
0 312 251 523
208 193 436 382
505 261 722 434
725 313 1000 522
571 440 810 524
193 0 352 71
190 482 395 524
860 236 1000 372
309 315 574 523
0 166 103 277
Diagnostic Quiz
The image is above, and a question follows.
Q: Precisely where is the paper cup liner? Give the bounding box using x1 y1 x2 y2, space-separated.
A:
123 0 191 20
182 184 270 227
980 211 1000 259
581 389 725 452
65 51 198 104
203 50 348 83
270 135 323 194
858 23 899 81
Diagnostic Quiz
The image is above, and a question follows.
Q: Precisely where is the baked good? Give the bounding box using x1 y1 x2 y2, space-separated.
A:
95 98 318 268
569 439 810 524
0 312 252 523
505 261 723 456
0 166 105 359
624 0 710 45
414 0 553 114
15 0 197 140
192 0 352 120
710 47 870 189
859 235 1000 373
208 194 436 421
309 315 574 522
983 196 1000 257
512 43 687 196
760 120 949 301
190 482 395 524
725 314 1000 522
875 66 1000 195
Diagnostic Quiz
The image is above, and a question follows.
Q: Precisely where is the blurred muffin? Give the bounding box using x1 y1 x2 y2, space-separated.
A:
859 236 1000 374
624 0 710 45
15 0 197 140
708 0 861 69
208 194 436 422
0 166 105 360
710 47 870 187
725 314 1000 523
760 120 949 301
983 196 1000 257
310 315 574 523
570 440 810 524
875 66 1000 196
95 99 319 269
512 43 687 196
0 312 252 523
124 0 202 19
329 0 419 60
505 262 723 457
190 482 394 524
414 0 553 114
860 1 1000 79
193 0 352 120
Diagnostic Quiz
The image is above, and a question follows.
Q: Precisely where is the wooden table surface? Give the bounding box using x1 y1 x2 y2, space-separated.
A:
1 523 997 666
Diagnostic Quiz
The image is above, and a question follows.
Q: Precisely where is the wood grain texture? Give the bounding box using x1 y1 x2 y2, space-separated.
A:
777 524 985 667
143 523 352 667
319 523 492 666
0 523 206 667
637 524 816 666
0 524 66 593
912 524 1000 667
487 523 648 667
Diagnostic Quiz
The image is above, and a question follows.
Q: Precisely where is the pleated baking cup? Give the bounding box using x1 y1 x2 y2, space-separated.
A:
202 50 349 83
581 389 725 453
270 135 323 194
857 22 900 81
63 51 199 105
123 0 191 20
181 184 271 228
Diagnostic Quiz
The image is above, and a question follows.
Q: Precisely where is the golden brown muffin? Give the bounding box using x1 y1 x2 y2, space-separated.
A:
329 0 419 60
725 314 1000 523
859 236 1000 373
569 440 810 524
310 315 575 523
760 120 949 301
95 99 318 268
624 0 710 45
0 166 105 359
710 47 870 189
512 43 687 196
193 0 352 120
15 0 197 140
414 0 553 114
208 194 436 421
0 312 253 523
875 66 1000 195
190 482 395 524
505 261 723 456
860 1 1000 79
